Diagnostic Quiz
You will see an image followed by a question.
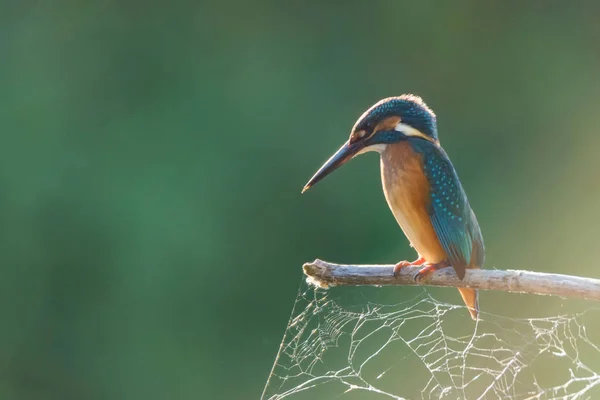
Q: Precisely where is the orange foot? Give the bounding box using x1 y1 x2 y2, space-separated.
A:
393 257 426 278
414 261 449 283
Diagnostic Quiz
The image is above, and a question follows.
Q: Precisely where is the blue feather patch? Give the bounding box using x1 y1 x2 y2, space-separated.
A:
411 140 484 277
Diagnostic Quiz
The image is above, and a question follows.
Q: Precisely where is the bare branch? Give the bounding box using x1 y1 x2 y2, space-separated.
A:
303 259 600 300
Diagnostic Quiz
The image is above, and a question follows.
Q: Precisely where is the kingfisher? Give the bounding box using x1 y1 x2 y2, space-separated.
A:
302 95 484 319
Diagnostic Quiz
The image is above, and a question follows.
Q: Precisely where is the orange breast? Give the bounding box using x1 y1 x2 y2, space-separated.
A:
380 142 446 263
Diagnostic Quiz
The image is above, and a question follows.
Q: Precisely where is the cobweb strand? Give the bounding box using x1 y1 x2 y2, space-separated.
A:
262 279 600 400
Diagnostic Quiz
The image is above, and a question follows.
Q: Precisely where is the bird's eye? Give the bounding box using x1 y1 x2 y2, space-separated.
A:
350 129 367 143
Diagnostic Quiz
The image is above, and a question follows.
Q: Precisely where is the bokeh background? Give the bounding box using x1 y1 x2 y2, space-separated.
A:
2 1 600 399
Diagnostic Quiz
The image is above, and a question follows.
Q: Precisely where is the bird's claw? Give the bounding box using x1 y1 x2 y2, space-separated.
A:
414 268 430 283
393 257 426 278
393 261 410 278
413 262 448 283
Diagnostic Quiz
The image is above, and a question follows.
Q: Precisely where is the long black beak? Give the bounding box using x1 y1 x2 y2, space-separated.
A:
302 140 365 193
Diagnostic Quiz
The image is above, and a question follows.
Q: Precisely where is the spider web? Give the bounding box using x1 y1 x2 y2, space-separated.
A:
262 280 600 400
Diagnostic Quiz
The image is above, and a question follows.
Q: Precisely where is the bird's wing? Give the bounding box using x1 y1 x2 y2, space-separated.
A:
414 141 485 279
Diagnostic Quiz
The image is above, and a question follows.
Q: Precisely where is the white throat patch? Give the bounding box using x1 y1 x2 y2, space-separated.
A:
356 144 386 156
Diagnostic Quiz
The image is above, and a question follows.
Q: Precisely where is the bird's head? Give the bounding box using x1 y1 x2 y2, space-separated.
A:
302 94 438 193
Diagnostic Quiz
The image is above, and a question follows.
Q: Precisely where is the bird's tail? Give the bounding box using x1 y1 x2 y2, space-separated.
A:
458 287 479 320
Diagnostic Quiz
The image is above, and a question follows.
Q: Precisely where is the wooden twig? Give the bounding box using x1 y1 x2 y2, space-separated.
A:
303 259 600 301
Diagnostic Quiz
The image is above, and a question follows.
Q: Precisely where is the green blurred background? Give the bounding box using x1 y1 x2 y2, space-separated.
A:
2 1 600 399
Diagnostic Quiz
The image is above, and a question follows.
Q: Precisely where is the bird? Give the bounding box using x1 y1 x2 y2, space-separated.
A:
302 95 484 319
